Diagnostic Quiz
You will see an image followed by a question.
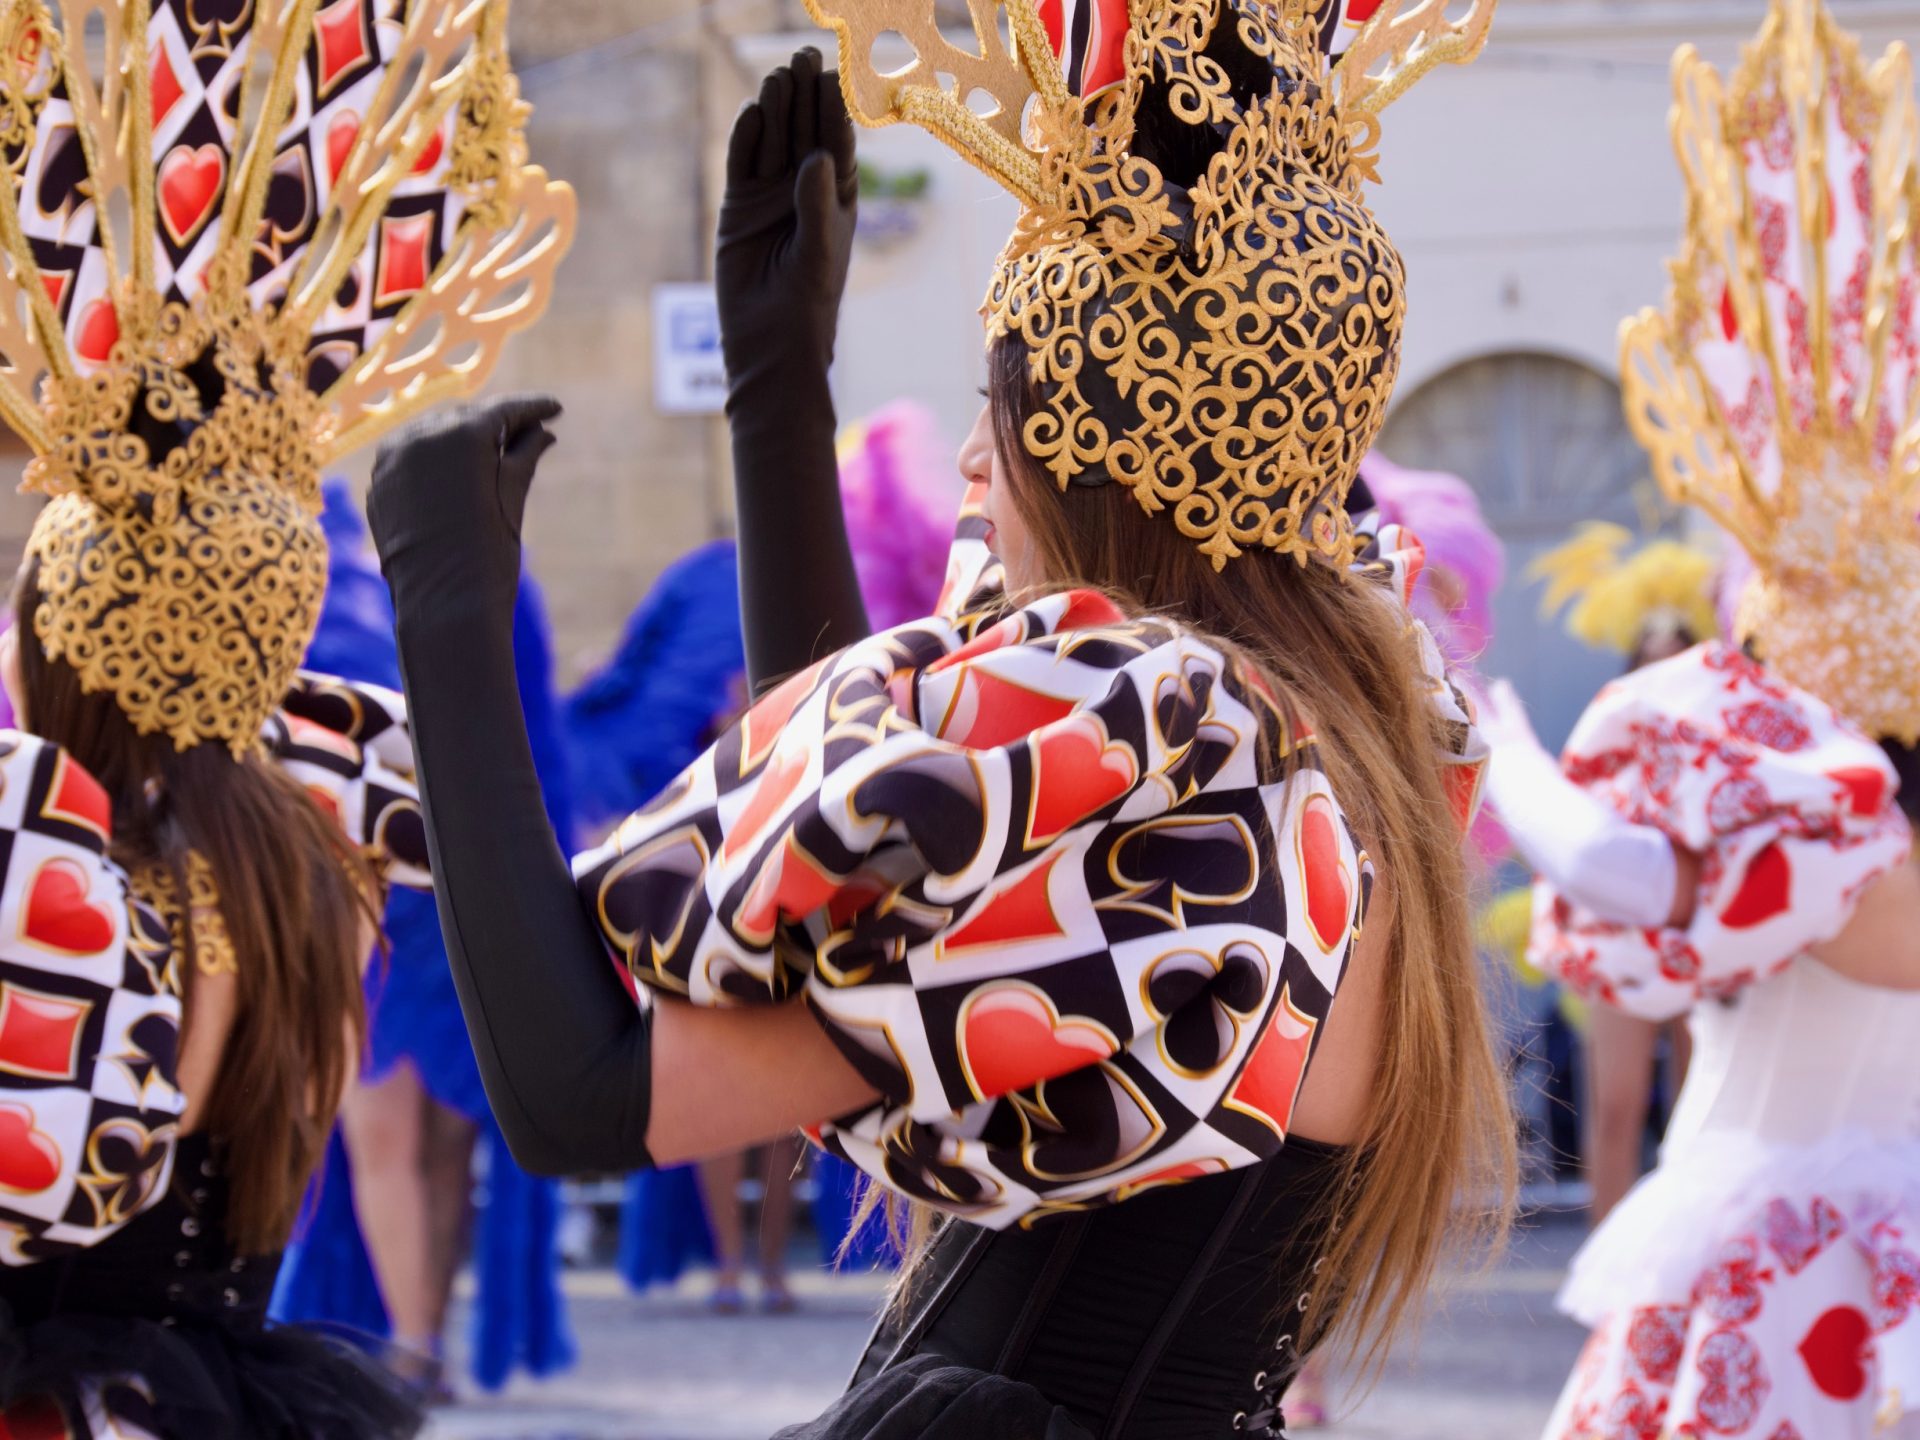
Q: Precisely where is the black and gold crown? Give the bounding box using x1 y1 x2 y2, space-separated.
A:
1621 0 1920 741
0 0 571 751
807 0 1494 569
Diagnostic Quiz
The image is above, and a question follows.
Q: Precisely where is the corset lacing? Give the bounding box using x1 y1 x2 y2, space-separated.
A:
1233 1173 1352 1437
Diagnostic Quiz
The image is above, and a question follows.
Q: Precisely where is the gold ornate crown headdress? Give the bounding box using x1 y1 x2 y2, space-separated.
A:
806 0 1494 569
1621 0 1920 741
0 0 572 751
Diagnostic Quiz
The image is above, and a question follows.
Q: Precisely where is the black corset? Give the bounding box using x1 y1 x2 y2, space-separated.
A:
8 1134 279 1329
851 1136 1350 1439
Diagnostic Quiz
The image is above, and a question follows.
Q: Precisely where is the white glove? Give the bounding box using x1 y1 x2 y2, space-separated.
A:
1478 680 1679 929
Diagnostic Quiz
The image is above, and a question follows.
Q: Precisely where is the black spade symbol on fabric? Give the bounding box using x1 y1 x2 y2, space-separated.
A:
127 1011 181 1082
851 751 986 877
1023 1065 1160 1181
1145 943 1269 1074
186 0 253 50
35 125 89 221
1108 818 1257 925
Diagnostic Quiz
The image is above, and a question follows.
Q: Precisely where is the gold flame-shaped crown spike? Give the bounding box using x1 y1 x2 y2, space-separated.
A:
0 0 573 751
1621 0 1920 741
806 0 1494 569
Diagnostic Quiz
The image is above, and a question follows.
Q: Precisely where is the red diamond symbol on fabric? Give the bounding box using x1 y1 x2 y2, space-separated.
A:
38 270 69 309
313 0 372 98
150 41 185 128
0 983 90 1081
373 211 433 306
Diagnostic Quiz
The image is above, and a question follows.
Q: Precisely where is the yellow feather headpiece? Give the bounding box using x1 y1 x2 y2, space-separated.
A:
805 0 1494 570
1620 0 1920 742
0 0 572 751
1529 521 1720 657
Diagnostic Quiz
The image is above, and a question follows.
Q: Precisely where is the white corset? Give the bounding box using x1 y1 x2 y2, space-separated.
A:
1664 956 1920 1152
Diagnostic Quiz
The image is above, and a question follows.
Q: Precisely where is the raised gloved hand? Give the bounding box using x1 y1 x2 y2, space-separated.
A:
715 49 870 691
716 46 858 402
368 394 562 629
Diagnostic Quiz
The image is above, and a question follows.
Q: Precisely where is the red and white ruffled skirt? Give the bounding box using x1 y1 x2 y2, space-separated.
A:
1544 1129 1920 1440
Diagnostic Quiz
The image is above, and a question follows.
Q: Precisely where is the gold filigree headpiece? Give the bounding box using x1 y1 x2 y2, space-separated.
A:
0 0 572 751
1621 0 1920 741
807 0 1494 568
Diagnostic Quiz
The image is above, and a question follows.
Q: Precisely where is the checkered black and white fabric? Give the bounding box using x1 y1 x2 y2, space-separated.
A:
0 734 181 1266
0 673 427 1265
17 0 466 387
576 521 1484 1229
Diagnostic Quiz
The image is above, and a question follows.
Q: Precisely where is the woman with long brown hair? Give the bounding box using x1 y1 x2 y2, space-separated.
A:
0 0 568 1427
370 5 1513 1435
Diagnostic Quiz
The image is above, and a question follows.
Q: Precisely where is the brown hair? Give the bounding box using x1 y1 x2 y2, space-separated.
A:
14 558 378 1254
981 334 1514 1377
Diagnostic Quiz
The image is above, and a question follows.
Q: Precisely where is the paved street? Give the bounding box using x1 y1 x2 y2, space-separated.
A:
429 1212 1589 1440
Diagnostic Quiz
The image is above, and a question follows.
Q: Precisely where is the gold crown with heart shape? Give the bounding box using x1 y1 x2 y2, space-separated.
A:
0 0 572 751
806 0 1494 569
1620 0 1920 741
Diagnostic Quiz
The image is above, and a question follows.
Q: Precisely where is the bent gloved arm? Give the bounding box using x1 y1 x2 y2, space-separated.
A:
370 396 654 1175
1478 679 1683 929
718 47 868 691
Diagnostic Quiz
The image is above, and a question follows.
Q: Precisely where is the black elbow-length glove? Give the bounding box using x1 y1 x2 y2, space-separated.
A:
369 396 655 1175
717 46 871 691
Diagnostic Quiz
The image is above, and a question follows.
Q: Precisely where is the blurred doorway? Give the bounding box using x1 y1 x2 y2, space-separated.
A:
1379 351 1678 750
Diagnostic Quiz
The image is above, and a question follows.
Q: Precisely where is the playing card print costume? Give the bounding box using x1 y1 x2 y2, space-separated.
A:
1519 5 1920 1436
0 678 433 1440
0 0 564 1425
576 518 1474 1228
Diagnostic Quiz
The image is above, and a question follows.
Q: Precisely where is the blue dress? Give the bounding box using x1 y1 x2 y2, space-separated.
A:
271 481 576 1388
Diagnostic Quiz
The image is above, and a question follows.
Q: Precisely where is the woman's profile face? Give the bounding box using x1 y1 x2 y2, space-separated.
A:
959 402 1039 590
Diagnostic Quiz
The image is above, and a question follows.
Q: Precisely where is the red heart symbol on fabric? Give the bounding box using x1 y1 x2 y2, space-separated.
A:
325 111 361 186
22 856 116 956
0 1101 60 1194
410 125 444 176
158 142 224 247
73 298 118 364
1719 840 1791 930
1027 717 1136 846
1798 1305 1872 1401
959 983 1115 1101
1298 793 1354 953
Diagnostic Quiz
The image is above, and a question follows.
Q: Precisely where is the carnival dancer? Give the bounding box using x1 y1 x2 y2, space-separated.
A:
371 0 1514 1431
0 0 570 1430
1478 4 1920 1435
1526 523 1719 1226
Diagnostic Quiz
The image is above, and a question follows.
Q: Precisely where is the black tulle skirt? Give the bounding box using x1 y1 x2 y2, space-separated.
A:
1 1302 422 1440
773 1355 1095 1440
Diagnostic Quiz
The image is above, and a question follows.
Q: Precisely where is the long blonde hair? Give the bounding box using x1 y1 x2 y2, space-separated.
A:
883 337 1515 1376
